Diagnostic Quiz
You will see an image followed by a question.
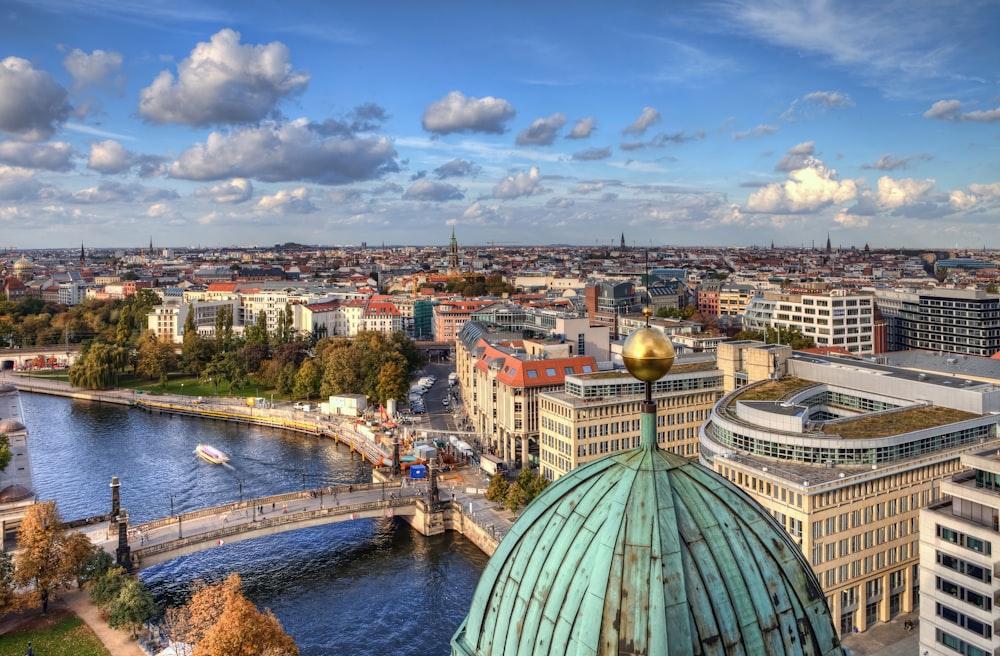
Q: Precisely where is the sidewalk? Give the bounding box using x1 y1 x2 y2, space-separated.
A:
58 588 147 656
840 611 919 656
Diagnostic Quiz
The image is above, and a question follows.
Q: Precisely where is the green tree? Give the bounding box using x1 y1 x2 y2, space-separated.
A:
987 283 999 294
78 548 114 589
136 333 178 386
108 577 158 638
504 482 527 513
89 565 129 611
68 341 126 389
115 305 132 346
0 433 11 473
244 311 269 348
181 331 216 375
484 473 509 504
375 356 409 405
292 358 321 401
13 501 93 613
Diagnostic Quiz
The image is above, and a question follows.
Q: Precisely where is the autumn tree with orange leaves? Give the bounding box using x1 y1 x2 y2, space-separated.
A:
165 572 298 656
13 500 93 613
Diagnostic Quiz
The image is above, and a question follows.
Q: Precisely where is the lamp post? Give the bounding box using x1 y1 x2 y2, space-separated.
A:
237 479 243 503
168 493 175 517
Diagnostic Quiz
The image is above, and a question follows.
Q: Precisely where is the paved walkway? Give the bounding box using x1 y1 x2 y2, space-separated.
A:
58 588 147 656
840 611 920 656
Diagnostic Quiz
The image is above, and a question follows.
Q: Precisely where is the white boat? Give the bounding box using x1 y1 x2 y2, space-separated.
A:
194 444 229 464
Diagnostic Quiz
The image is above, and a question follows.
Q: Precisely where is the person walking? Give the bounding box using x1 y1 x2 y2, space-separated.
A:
25 641 33 656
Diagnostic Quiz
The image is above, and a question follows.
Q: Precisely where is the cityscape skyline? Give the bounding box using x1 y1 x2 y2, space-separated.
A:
1 1 998 250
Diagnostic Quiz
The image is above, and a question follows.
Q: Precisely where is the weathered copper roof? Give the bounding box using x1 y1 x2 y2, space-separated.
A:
452 441 843 655
0 484 32 503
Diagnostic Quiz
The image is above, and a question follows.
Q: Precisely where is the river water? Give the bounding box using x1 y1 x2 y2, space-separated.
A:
20 392 488 655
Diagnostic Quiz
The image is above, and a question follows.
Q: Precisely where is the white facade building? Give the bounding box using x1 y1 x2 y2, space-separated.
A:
743 289 876 354
919 451 1000 656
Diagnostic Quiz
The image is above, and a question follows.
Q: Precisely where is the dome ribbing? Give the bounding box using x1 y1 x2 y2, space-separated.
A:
452 444 843 655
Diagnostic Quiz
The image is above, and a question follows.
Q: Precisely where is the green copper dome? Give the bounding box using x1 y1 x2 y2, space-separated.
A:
452 443 844 655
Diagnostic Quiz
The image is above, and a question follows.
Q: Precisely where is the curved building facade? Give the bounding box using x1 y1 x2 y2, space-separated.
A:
700 341 1000 636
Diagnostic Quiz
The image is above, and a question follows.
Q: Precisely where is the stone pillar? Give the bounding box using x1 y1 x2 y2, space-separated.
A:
115 509 133 573
110 476 120 518
392 438 401 477
520 435 529 470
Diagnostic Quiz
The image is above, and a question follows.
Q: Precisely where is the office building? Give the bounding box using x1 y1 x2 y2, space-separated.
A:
700 340 1000 635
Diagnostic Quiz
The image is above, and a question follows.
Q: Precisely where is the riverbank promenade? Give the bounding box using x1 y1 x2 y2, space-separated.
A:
8 374 516 559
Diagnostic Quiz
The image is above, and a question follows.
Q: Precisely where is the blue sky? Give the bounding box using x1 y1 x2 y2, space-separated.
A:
1 0 998 250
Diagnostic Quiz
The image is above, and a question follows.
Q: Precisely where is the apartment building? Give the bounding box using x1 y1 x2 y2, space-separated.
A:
743 289 876 354
455 321 598 469
700 340 1000 636
433 299 495 342
146 298 242 343
537 355 723 481
920 450 1000 656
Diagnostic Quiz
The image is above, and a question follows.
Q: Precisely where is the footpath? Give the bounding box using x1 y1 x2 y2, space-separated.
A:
60 589 147 656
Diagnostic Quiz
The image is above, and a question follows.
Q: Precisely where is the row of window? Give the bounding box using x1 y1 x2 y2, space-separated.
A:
821 544 916 587
936 628 991 656
936 551 993 583
936 603 993 639
936 576 993 611
812 498 914 539
937 524 993 555
811 520 914 566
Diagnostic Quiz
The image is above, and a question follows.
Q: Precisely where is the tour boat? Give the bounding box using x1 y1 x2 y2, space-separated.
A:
194 444 229 464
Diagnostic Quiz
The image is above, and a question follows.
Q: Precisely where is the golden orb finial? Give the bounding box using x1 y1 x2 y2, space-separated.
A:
622 327 675 383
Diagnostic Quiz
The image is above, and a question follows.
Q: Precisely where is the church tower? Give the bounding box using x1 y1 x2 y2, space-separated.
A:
79 242 85 266
620 231 626 249
448 228 459 273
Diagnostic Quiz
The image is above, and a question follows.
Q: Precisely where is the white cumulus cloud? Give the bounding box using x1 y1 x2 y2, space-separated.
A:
0 141 73 171
63 49 124 92
88 140 133 174
493 166 545 199
422 91 516 135
876 176 935 209
515 112 567 146
0 57 71 141
195 178 254 204
745 161 858 214
256 187 316 213
138 29 309 126
403 179 464 201
169 118 398 184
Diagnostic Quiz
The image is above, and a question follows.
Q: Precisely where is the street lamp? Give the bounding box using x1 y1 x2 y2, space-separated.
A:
168 494 175 517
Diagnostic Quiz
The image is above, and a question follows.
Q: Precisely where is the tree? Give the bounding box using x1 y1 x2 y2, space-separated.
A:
987 283 999 294
166 573 298 656
13 501 93 613
375 356 408 405
0 433 11 473
89 565 129 611
108 577 158 638
181 330 216 376
292 358 321 401
136 333 178 386
68 341 126 389
244 311 269 348
484 473 509 504
504 482 527 513
0 551 15 614
78 548 114 589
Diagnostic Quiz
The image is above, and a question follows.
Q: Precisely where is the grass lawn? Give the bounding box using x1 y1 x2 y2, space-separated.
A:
22 370 284 402
0 611 110 656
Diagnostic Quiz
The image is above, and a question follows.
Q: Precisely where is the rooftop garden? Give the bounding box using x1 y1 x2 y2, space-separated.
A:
733 378 813 402
830 406 979 439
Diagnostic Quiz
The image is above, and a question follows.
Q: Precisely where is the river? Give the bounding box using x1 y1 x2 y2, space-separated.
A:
20 392 488 655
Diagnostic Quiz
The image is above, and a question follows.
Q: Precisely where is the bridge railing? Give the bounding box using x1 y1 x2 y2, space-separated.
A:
136 481 403 532
133 497 418 559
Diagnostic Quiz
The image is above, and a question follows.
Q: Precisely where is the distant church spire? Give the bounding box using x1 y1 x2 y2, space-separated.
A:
621 232 625 249
448 227 459 273
826 233 832 254
79 242 85 265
